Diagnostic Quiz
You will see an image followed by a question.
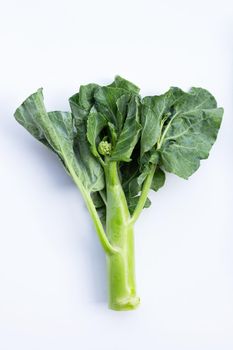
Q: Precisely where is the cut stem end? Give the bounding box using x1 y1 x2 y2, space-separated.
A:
109 296 140 311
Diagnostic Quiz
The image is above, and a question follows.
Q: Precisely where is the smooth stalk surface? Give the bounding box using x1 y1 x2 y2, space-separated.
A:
105 161 140 310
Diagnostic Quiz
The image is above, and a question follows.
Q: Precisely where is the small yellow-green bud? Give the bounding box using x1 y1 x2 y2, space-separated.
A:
98 140 112 156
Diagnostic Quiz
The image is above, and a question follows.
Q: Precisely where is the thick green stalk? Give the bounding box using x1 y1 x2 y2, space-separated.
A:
105 161 140 310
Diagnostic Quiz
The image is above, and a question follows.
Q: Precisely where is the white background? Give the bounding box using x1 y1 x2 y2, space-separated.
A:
0 0 232 349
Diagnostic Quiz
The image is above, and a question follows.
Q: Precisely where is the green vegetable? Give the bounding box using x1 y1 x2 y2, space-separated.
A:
14 76 223 311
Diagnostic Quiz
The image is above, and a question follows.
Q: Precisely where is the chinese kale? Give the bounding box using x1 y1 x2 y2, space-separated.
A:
14 76 223 310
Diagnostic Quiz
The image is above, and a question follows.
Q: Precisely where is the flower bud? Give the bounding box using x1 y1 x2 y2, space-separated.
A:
98 140 112 156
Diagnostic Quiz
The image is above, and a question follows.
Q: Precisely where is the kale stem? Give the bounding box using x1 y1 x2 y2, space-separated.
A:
130 165 156 224
104 160 139 310
65 159 118 255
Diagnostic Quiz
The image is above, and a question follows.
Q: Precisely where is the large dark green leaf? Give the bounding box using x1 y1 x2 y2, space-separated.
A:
69 91 105 192
15 88 104 192
115 93 131 130
159 88 223 179
86 108 107 157
140 87 183 157
94 86 127 129
14 89 74 157
108 75 140 94
110 96 141 162
79 84 99 110
172 87 217 112
14 88 50 147
14 90 76 174
46 111 74 155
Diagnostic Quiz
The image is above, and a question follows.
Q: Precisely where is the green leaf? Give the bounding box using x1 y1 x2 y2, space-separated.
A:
110 96 142 162
14 89 76 175
86 108 107 157
172 87 217 112
96 206 106 227
141 87 183 157
116 93 132 130
15 88 105 192
14 89 74 157
125 164 165 205
69 92 105 192
91 191 105 208
158 88 223 179
14 88 51 148
94 86 127 128
108 75 140 94
127 196 151 215
79 84 99 110
151 168 165 191
46 111 74 155
90 191 106 226
121 150 140 190
108 122 118 147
